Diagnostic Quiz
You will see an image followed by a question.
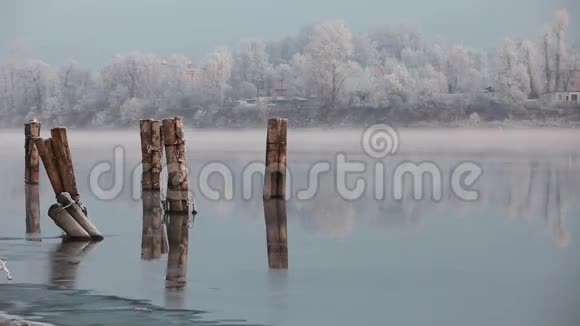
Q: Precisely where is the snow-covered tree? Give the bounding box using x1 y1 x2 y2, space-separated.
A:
553 9 569 91
197 47 233 106
58 60 94 112
369 27 425 60
542 26 552 92
303 20 356 106
444 46 489 94
352 33 380 67
494 38 531 103
520 40 541 98
231 39 271 86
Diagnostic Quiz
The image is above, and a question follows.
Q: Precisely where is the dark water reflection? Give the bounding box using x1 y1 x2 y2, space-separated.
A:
49 241 98 288
165 212 191 290
1 130 579 326
141 191 167 260
263 199 288 269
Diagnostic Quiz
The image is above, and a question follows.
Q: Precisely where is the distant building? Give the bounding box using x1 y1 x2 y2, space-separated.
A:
544 70 580 104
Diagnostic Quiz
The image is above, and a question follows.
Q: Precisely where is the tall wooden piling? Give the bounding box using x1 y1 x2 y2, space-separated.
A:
165 212 190 289
263 199 288 269
50 128 80 203
142 190 169 260
162 117 189 213
35 138 65 195
141 120 167 258
140 120 164 192
24 120 41 236
264 118 288 199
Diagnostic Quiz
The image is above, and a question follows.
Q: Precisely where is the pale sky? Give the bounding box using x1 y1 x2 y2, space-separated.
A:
0 0 578 66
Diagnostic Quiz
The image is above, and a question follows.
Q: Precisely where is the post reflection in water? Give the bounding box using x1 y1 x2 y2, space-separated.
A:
49 240 98 288
165 286 187 309
263 199 288 269
165 211 192 289
141 191 168 260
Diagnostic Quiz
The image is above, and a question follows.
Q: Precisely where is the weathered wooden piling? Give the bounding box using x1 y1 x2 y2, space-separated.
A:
142 190 169 260
57 193 103 240
36 127 101 240
264 118 288 199
35 138 65 195
24 120 41 237
163 117 189 213
140 119 164 191
50 128 81 204
48 204 92 240
263 199 288 269
165 212 190 289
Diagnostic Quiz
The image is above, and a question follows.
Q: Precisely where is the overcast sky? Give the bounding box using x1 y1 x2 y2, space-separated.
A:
0 0 578 66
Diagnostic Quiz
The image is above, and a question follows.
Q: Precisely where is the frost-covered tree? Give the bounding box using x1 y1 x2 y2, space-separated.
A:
520 40 541 98
369 27 425 60
352 33 380 67
542 26 553 92
58 60 94 112
563 47 579 91
266 25 314 65
303 20 356 106
197 47 233 107
231 39 272 88
494 38 531 103
552 9 569 91
444 46 489 94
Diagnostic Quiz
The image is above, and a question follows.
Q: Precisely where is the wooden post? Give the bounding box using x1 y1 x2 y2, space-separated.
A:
24 120 41 237
35 138 65 195
57 193 103 240
264 118 288 199
142 190 168 260
165 212 190 289
263 199 288 269
48 204 92 240
36 129 101 240
50 128 80 203
162 117 189 213
140 120 164 191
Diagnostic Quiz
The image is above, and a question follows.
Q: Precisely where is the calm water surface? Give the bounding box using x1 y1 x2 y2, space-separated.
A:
0 129 579 326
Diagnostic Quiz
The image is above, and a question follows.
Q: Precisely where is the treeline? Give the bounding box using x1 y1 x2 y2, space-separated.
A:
0 9 576 127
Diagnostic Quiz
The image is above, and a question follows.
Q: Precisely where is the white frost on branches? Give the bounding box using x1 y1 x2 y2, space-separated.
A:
0 9 574 126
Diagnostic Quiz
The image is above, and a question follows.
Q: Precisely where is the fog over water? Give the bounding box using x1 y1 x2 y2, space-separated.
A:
1 128 580 325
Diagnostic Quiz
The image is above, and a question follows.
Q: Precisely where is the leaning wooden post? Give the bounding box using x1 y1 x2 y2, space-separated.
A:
162 117 189 213
24 119 41 237
264 118 288 199
263 199 288 269
57 193 103 240
47 204 91 240
35 138 65 196
50 128 81 204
